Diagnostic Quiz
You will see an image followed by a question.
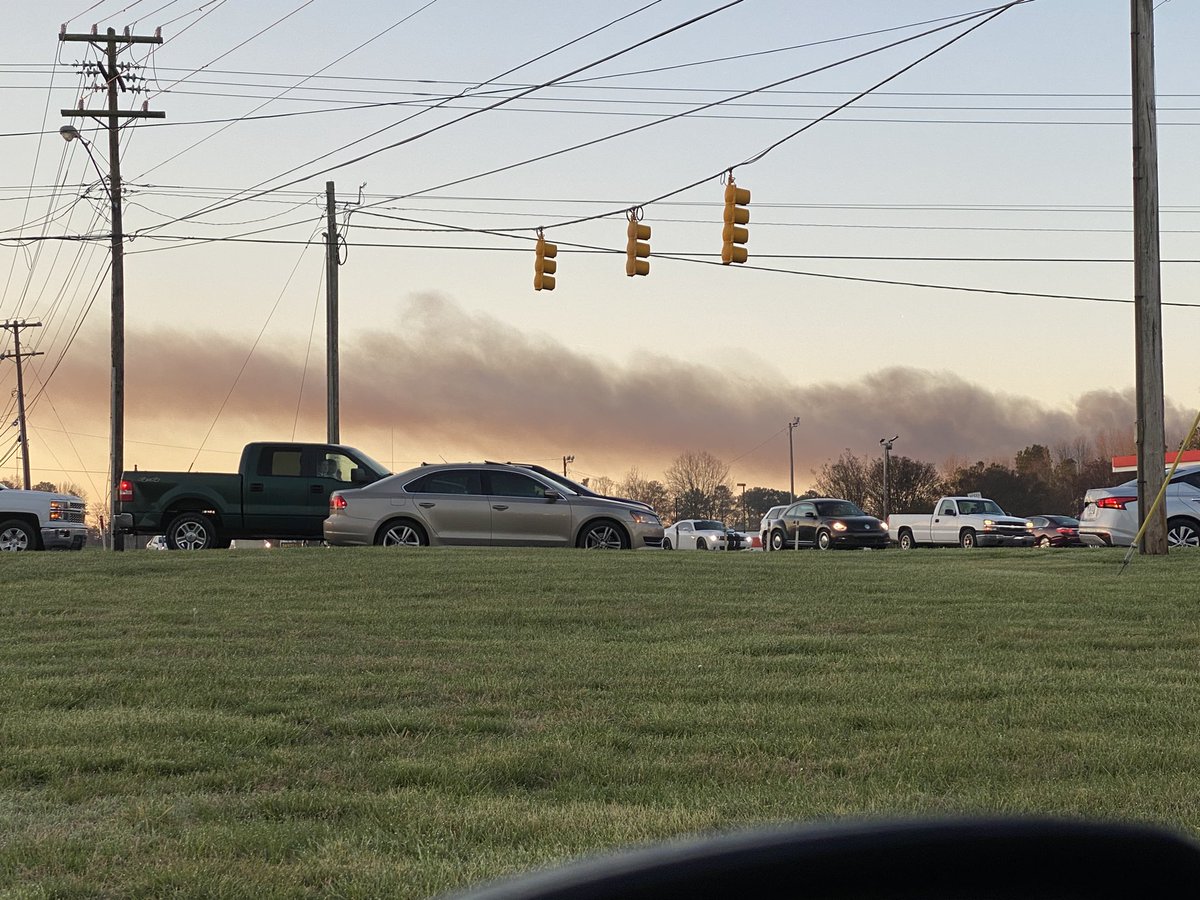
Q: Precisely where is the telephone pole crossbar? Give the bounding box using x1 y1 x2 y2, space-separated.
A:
59 26 164 551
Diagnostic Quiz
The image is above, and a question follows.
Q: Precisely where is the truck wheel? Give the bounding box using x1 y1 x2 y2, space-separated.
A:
769 529 787 552
816 530 833 551
166 512 218 550
960 528 977 549
898 530 915 550
376 519 428 547
0 519 37 551
1166 518 1200 548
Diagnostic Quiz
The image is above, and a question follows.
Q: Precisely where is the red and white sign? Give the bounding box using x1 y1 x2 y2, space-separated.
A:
1111 450 1200 472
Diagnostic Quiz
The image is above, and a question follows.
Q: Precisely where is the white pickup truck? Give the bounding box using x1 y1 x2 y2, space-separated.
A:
888 496 1034 549
0 484 88 551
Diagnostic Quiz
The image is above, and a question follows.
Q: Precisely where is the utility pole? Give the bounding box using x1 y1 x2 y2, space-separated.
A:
879 435 899 523
562 455 574 478
324 181 341 444
787 416 800 501
1131 0 1168 554
0 320 43 490
60 26 164 550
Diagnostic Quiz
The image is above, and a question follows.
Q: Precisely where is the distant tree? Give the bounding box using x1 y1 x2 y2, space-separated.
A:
616 468 670 513
869 455 943 516
664 450 730 521
31 481 58 493
742 486 791 524
1 477 18 489
1014 444 1052 480
588 474 615 497
58 481 88 501
812 450 871 509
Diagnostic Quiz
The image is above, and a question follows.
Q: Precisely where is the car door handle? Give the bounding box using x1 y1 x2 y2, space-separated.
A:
309 484 325 494
248 482 264 493
492 504 508 511
419 502 435 508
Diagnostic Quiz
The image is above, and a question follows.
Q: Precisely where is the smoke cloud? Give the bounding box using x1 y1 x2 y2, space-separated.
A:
47 293 1191 487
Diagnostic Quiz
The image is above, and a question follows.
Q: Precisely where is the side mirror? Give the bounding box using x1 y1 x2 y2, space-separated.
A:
805 512 817 518
350 468 371 484
943 509 956 517
544 490 563 502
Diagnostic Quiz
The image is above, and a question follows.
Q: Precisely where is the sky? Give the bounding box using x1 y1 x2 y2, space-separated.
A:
2 0 1199 507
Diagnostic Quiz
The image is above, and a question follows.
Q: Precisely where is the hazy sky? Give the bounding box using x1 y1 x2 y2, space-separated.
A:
2 1 1198 503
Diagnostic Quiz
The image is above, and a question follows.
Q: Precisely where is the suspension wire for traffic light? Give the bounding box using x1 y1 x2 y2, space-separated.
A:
530 0 1033 234
133 0 748 234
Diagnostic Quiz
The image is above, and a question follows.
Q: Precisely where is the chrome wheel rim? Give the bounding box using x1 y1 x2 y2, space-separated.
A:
382 524 421 547
173 521 209 550
1167 523 1199 548
583 525 622 549
0 526 31 551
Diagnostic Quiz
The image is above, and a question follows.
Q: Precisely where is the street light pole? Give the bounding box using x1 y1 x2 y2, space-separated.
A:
787 416 800 501
879 435 899 522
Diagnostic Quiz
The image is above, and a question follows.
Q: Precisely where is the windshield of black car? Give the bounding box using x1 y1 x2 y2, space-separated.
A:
815 500 865 517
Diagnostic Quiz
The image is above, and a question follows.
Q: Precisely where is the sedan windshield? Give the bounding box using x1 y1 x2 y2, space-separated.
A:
815 500 865 517
694 520 725 531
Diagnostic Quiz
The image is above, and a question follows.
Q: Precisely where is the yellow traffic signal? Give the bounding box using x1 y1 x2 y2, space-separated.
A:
626 212 650 277
534 231 557 291
722 180 750 265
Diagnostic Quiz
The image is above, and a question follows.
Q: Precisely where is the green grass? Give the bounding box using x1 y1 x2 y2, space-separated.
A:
1 546 1198 897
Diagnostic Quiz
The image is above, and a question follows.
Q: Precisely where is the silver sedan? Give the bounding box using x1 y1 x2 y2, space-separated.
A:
324 462 663 549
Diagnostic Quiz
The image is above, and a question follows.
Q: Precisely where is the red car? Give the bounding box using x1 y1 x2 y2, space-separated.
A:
1029 515 1084 548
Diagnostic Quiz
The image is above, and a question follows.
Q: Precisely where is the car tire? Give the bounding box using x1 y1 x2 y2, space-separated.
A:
376 519 428 547
1037 536 1053 548
696 538 708 550
0 519 37 551
897 530 915 550
960 528 977 549
578 519 630 550
769 529 786 552
1166 517 1200 549
663 537 673 550
165 512 218 550
816 530 833 551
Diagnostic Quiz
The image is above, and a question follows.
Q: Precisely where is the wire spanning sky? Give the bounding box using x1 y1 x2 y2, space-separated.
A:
2 1 1199 501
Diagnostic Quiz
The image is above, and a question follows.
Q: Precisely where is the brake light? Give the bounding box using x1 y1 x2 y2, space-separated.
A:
1096 496 1136 510
118 479 134 503
330 494 347 511
1056 528 1076 535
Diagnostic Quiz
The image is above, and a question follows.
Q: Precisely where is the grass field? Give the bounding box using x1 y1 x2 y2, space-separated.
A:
2 546 1198 897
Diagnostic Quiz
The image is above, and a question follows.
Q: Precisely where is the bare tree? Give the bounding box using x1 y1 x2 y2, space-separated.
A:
617 467 670 513
664 450 730 520
812 450 871 508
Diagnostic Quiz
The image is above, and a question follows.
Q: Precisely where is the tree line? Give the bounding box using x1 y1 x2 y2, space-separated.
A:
599 439 1140 528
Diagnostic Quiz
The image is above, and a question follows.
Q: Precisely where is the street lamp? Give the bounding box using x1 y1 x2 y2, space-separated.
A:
562 454 574 478
59 126 111 201
879 435 899 522
737 482 747 530
787 416 801 501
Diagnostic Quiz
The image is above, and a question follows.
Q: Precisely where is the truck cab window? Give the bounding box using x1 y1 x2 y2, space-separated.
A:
259 449 302 477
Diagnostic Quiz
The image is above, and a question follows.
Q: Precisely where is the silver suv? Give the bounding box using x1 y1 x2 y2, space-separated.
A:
324 462 663 549
1078 467 1200 548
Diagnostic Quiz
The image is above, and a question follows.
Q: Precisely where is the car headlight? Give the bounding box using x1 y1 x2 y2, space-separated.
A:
1025 521 1034 529
880 521 889 531
983 518 995 529
831 521 847 531
629 511 660 526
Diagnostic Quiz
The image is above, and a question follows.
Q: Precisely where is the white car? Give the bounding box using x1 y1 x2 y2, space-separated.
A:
758 505 790 547
1078 467 1200 548
663 519 728 551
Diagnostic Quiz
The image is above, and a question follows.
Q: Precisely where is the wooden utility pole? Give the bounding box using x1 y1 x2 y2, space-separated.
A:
0 319 44 490
325 181 341 444
60 26 164 550
1131 0 1168 554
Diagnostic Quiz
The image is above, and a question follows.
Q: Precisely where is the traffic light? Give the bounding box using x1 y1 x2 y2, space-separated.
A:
534 230 556 291
626 212 650 277
722 179 750 265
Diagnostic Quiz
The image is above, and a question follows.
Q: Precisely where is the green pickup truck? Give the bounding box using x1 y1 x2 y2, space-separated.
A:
116 442 390 549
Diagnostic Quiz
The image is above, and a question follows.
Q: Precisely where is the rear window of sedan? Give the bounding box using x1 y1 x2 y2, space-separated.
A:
405 470 483 495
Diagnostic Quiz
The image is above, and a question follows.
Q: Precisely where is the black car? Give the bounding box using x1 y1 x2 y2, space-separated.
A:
1028 514 1084 548
767 498 889 551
